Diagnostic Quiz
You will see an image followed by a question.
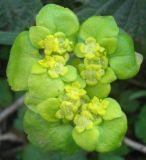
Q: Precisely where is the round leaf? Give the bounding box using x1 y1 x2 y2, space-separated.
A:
37 98 60 122
79 16 119 42
72 127 99 151
96 114 127 152
24 109 78 153
99 37 117 54
100 67 117 84
28 73 64 99
61 65 77 82
86 82 111 98
7 31 41 91
31 63 47 74
36 4 79 37
24 92 44 112
103 98 123 120
109 31 140 79
29 26 50 48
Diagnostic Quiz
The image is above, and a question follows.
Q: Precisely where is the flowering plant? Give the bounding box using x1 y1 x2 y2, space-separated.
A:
7 4 142 153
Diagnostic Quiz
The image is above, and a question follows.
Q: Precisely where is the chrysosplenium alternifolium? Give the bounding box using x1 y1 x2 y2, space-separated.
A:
7 4 142 153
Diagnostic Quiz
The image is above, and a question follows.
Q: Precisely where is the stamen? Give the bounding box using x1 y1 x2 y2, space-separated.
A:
38 32 73 56
38 55 68 78
65 82 86 100
87 97 109 116
74 111 93 133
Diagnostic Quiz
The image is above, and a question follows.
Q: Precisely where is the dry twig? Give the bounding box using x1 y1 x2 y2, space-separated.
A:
124 137 146 154
0 132 23 142
0 96 24 123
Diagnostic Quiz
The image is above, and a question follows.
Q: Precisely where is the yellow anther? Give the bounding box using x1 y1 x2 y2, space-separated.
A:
38 32 73 56
74 111 93 133
65 82 86 100
76 37 108 86
55 32 73 54
38 55 68 78
81 64 105 85
87 97 109 116
79 37 106 59
84 55 108 68
39 35 59 55
55 101 78 121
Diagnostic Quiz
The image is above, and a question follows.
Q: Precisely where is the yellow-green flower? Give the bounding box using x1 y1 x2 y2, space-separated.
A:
87 97 109 116
7 3 142 154
39 55 68 78
39 32 73 56
65 82 86 100
74 111 94 133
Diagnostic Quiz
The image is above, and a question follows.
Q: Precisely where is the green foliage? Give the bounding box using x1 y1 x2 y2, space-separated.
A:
119 90 140 113
76 0 146 56
20 144 87 160
6 3 142 154
135 105 146 143
0 32 19 45
0 78 13 107
0 0 42 31
0 1 146 160
14 106 27 132
98 143 130 160
99 154 124 160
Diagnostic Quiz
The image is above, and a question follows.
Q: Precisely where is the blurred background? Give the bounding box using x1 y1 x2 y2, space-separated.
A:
0 0 146 160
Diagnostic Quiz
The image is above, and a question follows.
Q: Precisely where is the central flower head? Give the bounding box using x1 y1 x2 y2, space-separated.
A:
87 97 109 116
39 32 73 56
75 37 108 86
65 82 86 100
39 55 68 78
78 37 106 59
74 111 94 133
53 81 109 133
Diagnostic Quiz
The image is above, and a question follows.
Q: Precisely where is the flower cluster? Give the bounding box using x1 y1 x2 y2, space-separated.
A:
7 4 142 153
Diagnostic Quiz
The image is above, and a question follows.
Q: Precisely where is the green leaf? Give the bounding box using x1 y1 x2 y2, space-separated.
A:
14 106 26 132
109 31 140 79
28 73 64 99
37 98 60 122
76 0 146 57
0 32 18 45
36 4 79 37
29 26 51 48
6 31 41 91
31 63 47 74
85 82 111 98
0 78 13 107
103 98 122 121
100 67 117 84
24 92 44 112
72 127 99 151
79 16 119 54
22 144 52 160
76 75 86 88
112 144 130 156
79 16 119 41
98 144 129 160
119 90 140 113
135 105 146 143
96 113 127 152
129 90 146 100
61 150 87 160
99 154 124 160
21 144 86 160
24 109 78 153
99 37 117 54
61 65 77 82
0 0 42 31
